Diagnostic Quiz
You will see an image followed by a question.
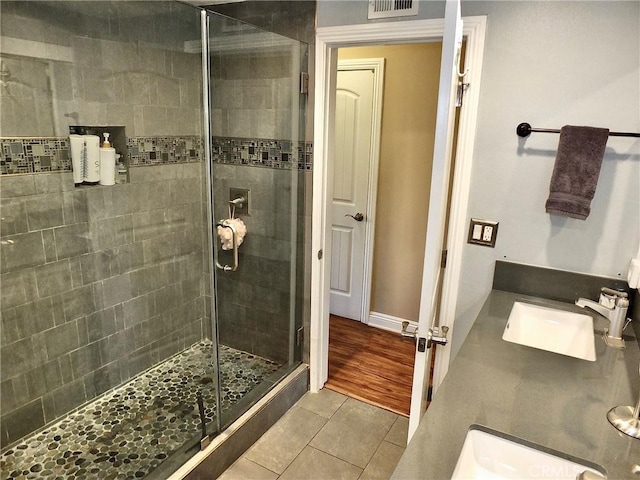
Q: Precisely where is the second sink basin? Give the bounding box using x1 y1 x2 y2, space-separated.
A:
452 425 606 479
502 301 596 361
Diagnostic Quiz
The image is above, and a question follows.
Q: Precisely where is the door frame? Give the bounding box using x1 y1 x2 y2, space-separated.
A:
310 17 487 393
332 58 385 324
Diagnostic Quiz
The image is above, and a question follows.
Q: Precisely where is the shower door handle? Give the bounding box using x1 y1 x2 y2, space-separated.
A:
215 221 239 272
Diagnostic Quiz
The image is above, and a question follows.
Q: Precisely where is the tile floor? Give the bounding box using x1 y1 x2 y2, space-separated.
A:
219 389 408 480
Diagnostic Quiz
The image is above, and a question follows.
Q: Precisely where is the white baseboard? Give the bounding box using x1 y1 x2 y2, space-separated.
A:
367 311 418 334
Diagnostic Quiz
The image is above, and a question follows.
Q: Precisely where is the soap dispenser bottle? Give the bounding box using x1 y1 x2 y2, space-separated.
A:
99 133 116 186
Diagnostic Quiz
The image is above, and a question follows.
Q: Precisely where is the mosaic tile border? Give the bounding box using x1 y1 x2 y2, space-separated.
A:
212 136 313 171
0 136 204 176
127 136 203 166
1 136 314 175
0 341 281 480
0 138 71 175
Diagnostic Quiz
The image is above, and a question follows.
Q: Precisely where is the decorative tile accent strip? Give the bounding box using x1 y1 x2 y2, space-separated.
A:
0 341 281 480
212 136 313 170
1 136 313 175
0 138 71 175
127 136 203 166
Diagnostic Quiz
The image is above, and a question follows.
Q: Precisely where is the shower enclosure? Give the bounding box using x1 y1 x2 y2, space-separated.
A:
0 1 307 478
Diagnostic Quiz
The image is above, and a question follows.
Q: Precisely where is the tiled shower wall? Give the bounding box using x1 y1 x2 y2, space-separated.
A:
0 0 310 449
208 1 316 365
212 163 306 364
0 164 207 448
209 35 308 364
0 1 202 139
0 1 208 448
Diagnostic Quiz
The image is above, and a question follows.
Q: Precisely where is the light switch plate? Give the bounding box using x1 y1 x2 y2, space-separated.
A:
468 218 499 247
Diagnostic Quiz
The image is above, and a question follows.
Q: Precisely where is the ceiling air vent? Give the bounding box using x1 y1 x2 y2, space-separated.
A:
368 0 419 19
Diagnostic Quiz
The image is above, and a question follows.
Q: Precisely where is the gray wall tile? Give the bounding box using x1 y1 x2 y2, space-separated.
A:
52 379 86 417
0 175 36 199
1 337 41 379
10 374 29 406
70 342 103 379
0 379 16 413
25 194 64 230
0 399 44 448
54 223 90 259
102 273 133 308
42 228 57 263
0 199 28 236
14 298 56 336
86 308 117 342
35 260 72 298
0 231 46 274
132 209 166 242
44 322 79 359
79 251 112 284
63 285 96 322
25 361 63 398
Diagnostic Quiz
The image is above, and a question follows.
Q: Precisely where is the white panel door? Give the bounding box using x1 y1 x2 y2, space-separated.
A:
408 0 464 439
330 68 374 320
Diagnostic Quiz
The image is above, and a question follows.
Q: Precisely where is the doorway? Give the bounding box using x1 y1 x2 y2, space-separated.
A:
326 43 445 415
311 15 487 437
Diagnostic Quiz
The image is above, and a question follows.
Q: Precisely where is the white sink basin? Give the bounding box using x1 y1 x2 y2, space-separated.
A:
452 426 606 479
502 302 596 361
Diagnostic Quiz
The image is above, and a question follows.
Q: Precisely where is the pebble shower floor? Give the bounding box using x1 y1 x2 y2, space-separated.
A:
0 341 281 479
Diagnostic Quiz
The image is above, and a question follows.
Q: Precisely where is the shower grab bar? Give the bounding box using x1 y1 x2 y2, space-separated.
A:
215 220 239 272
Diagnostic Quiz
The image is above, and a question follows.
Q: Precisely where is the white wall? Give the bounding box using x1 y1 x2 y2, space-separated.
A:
317 0 640 359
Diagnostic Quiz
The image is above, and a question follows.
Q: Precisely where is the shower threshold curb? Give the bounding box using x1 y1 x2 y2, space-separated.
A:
169 364 309 480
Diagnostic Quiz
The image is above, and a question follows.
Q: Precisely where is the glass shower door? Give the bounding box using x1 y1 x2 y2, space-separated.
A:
204 12 308 430
0 2 220 479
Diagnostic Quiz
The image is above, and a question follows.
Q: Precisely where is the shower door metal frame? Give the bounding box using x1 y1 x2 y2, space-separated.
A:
200 8 224 439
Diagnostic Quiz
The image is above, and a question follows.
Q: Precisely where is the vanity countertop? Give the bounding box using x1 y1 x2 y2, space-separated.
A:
391 289 640 479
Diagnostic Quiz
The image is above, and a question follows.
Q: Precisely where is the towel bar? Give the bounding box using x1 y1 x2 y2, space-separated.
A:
516 122 640 138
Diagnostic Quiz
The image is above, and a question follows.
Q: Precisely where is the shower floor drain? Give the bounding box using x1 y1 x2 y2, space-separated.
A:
0 342 281 480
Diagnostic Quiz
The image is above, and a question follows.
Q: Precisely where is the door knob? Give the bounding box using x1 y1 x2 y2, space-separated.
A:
345 213 364 222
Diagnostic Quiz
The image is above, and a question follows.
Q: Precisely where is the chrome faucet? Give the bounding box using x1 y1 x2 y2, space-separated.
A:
575 287 629 348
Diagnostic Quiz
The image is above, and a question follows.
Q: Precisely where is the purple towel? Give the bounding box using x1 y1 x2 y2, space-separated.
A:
545 125 609 220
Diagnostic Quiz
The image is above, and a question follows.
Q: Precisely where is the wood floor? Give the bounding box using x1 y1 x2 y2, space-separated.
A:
325 315 416 416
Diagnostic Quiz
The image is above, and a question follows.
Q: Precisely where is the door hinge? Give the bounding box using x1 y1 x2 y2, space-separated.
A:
296 326 304 346
300 72 309 94
441 249 448 268
455 82 469 108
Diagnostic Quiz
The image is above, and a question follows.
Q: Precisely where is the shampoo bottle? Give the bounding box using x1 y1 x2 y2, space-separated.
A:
99 133 116 186
84 134 101 184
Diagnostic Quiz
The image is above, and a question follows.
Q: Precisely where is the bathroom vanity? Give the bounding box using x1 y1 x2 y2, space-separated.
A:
392 289 640 479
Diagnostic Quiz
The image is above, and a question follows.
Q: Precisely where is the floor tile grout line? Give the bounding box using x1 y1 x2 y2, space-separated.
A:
241 401 332 478
267 394 366 477
303 402 394 473
244 456 281 477
224 392 407 479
